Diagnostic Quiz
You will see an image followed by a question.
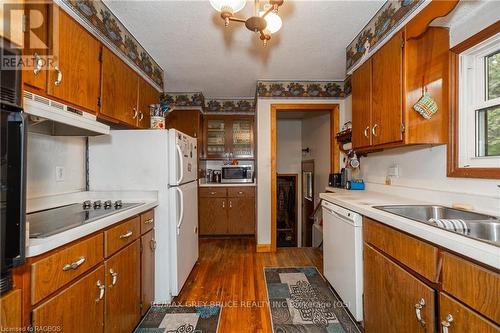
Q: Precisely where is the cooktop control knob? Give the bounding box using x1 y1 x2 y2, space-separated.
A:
93 200 102 209
114 200 123 208
104 200 112 209
83 200 92 210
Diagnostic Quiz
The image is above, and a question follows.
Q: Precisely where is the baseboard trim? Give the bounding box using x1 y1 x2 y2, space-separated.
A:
256 244 272 253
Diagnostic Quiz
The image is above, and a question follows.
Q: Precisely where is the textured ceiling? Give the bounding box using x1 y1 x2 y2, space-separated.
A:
104 0 384 97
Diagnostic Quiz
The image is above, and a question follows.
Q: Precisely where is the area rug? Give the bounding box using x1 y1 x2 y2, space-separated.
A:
134 305 221 333
264 267 360 333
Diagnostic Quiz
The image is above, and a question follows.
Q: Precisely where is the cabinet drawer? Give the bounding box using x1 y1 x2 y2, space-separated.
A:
442 252 499 323
140 209 155 234
439 292 499 333
105 216 140 258
199 187 227 198
31 233 104 304
228 187 255 198
363 217 439 282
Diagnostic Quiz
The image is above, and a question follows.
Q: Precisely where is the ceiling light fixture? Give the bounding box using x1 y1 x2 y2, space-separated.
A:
210 0 284 46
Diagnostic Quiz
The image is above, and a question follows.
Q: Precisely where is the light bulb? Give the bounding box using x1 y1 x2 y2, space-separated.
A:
209 0 246 13
259 10 282 34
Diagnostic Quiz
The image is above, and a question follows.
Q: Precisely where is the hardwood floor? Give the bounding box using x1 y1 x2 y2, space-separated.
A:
174 238 323 332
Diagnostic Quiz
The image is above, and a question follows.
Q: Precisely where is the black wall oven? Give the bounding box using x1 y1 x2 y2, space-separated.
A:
1 39 26 294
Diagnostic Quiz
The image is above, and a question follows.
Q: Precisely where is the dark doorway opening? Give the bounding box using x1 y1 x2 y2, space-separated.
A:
277 174 298 247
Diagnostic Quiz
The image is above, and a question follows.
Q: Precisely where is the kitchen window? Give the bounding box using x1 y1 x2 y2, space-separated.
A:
457 32 500 169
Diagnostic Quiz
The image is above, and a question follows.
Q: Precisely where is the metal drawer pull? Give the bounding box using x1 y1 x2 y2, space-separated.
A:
372 123 379 136
414 298 426 327
209 191 216 195
54 65 62 86
364 126 370 138
222 201 225 208
229 200 232 208
144 218 154 224
238 191 244 195
139 112 144 121
63 256 86 271
150 239 157 250
33 52 43 75
132 107 138 119
96 280 105 303
119 230 133 239
441 314 453 333
109 269 118 287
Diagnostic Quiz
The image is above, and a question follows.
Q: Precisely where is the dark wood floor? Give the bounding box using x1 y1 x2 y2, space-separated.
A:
174 238 323 332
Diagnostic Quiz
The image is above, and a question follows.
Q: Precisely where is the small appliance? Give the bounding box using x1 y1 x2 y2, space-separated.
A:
328 173 342 188
221 165 253 183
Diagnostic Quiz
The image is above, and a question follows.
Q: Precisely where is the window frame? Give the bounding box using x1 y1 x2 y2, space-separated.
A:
448 21 500 179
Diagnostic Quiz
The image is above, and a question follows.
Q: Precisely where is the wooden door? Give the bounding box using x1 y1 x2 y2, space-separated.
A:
439 293 499 333
0 289 21 330
141 230 155 316
230 117 254 159
301 160 314 247
204 117 228 159
47 10 101 113
101 47 139 126
137 78 159 128
105 240 141 333
199 198 228 235
166 110 202 138
351 58 372 149
32 265 105 333
364 244 436 333
371 30 404 146
22 1 48 91
228 197 255 235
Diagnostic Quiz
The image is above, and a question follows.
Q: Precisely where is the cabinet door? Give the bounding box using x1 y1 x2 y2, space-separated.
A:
101 47 139 126
364 244 436 333
166 110 201 138
137 78 159 129
141 230 155 316
47 10 101 113
351 59 372 149
0 289 21 330
105 240 141 333
371 30 404 146
231 117 254 158
439 293 499 333
32 265 105 333
204 118 227 159
22 1 48 91
199 198 228 235
228 197 255 235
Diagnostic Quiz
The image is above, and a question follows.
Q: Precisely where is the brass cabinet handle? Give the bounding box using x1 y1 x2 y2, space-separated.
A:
33 52 43 75
144 218 154 225
222 201 225 208
414 298 426 327
229 200 232 208
372 123 379 136
119 230 133 239
139 112 144 121
62 256 86 271
54 65 62 86
150 239 157 251
209 191 216 195
132 107 138 119
109 269 118 287
364 126 370 138
441 314 453 333
238 191 244 195
96 280 105 303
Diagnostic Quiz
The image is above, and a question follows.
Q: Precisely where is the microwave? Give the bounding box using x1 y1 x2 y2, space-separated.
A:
221 165 253 183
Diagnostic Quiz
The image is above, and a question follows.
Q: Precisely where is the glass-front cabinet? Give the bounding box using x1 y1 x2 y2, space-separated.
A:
203 116 254 159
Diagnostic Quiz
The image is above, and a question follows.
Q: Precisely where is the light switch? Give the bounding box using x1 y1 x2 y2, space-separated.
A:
55 166 65 182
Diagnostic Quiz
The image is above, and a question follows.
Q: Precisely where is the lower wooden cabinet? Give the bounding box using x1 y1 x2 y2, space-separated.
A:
32 265 105 333
1 289 22 330
105 240 141 333
227 197 255 235
363 243 436 333
141 229 155 315
200 198 228 235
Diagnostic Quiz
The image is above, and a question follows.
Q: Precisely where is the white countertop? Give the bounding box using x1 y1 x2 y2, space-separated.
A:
26 191 159 257
198 181 256 187
320 188 500 269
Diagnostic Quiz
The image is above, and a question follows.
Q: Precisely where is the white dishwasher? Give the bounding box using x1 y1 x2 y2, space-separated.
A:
322 200 363 321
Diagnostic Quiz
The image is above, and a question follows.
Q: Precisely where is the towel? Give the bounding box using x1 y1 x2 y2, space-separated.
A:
429 218 469 235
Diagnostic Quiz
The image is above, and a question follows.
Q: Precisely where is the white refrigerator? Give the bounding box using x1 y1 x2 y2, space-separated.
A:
88 129 199 303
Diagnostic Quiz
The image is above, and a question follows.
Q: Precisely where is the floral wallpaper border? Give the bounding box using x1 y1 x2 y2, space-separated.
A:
62 0 164 90
160 92 205 108
161 92 256 114
256 80 347 98
346 0 425 73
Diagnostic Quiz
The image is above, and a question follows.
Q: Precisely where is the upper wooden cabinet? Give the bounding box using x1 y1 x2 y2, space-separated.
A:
203 116 254 160
47 10 101 113
351 27 449 152
137 78 159 129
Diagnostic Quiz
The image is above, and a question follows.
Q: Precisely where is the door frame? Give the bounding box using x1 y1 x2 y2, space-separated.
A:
271 103 340 252
301 160 314 247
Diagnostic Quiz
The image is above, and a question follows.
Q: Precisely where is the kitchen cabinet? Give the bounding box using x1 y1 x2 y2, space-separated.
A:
166 109 203 158
100 47 139 126
1 289 21 330
137 78 159 129
203 116 254 160
141 230 155 315
47 10 101 113
199 187 255 236
351 27 449 152
105 240 141 333
32 265 105 333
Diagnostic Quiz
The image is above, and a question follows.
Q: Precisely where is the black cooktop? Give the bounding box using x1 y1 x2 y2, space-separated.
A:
27 200 142 238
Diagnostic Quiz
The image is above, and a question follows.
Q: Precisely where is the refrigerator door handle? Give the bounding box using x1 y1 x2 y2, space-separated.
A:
174 187 184 235
176 144 184 185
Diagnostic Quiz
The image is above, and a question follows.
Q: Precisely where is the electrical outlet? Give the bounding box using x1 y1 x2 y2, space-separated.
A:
55 166 65 182
388 164 399 178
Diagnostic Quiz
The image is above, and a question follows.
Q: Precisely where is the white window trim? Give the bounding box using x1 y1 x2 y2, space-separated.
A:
458 32 500 168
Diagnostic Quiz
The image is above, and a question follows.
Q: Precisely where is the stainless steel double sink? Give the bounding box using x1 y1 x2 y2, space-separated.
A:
374 205 500 246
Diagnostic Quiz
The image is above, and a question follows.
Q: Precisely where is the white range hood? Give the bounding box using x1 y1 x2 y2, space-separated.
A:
23 91 110 136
